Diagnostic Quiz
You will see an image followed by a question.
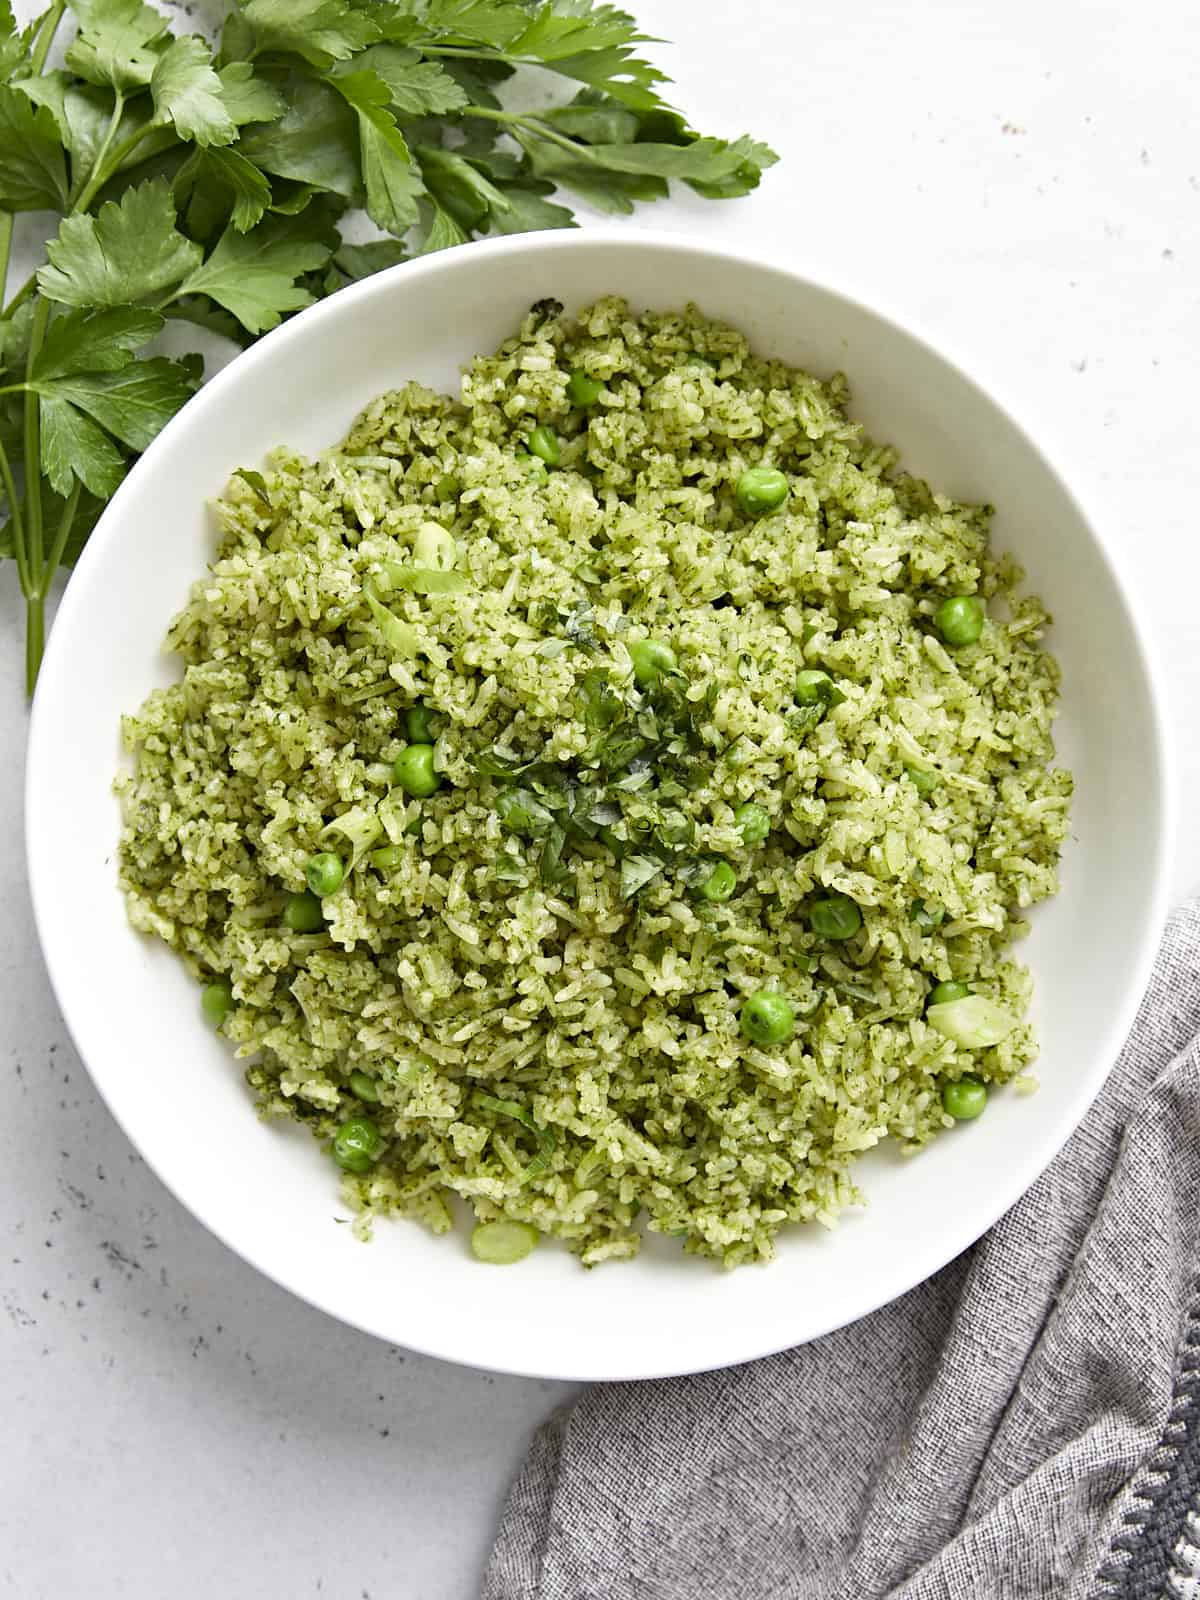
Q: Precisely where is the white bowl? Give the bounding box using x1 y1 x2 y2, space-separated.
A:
26 230 1173 1381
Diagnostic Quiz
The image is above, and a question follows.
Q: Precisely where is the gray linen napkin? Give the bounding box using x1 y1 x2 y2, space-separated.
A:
483 903 1200 1600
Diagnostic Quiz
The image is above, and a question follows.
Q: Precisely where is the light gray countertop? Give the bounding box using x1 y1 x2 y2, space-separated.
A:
3 1 1198 1595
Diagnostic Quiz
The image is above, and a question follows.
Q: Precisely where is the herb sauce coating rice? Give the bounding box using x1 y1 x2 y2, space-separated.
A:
117 297 1072 1268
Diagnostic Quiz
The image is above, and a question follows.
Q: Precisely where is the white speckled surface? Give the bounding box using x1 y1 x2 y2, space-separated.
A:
2 1 1198 1595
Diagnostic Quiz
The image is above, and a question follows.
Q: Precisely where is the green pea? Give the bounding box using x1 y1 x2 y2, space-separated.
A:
515 451 548 483
740 991 795 1046
332 1117 385 1173
284 891 324 933
349 1070 380 1103
568 368 603 407
910 898 945 933
393 744 440 798
201 981 233 1029
406 704 433 743
630 638 678 687
934 595 985 648
305 851 345 898
699 861 737 902
526 424 560 466
942 1074 988 1121
370 844 406 872
735 465 789 517
906 765 938 796
435 473 460 501
809 894 863 941
795 669 845 708
929 979 971 1007
734 801 770 845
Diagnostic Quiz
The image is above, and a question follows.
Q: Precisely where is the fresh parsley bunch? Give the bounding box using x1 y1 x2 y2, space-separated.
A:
0 0 775 693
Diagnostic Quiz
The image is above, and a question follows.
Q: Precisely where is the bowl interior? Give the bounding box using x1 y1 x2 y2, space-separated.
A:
26 232 1170 1380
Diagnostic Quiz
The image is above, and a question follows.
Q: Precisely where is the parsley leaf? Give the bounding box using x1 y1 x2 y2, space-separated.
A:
0 1 25 84
417 143 509 230
236 0 381 69
39 395 126 496
685 135 779 200
38 178 203 307
332 237 409 279
215 60 286 125
619 853 664 899
511 5 660 63
32 306 163 380
328 69 426 235
162 294 251 347
172 214 333 333
0 84 68 211
485 183 575 234
402 0 529 50
418 203 468 253
33 357 197 452
14 72 112 181
353 46 469 116
150 35 238 147
175 145 272 232
65 0 169 93
237 76 361 197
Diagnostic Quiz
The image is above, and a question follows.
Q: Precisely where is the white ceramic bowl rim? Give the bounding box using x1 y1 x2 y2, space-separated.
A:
25 228 1175 1380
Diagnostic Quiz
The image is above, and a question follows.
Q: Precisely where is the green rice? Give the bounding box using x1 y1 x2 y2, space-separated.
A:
117 296 1072 1269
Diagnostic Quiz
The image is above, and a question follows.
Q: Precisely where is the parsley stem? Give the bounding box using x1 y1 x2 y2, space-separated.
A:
42 478 81 581
26 596 44 697
72 92 127 215
22 296 51 598
0 437 28 595
419 44 511 58
2 271 36 320
30 1 66 76
463 106 594 164
0 212 12 309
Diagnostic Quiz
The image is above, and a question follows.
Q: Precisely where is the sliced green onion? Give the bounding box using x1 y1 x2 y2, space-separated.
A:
413 521 458 571
363 576 420 657
471 1220 540 1264
370 843 406 873
319 806 384 868
387 567 468 595
926 994 1018 1048
574 1148 606 1188
476 1093 556 1183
